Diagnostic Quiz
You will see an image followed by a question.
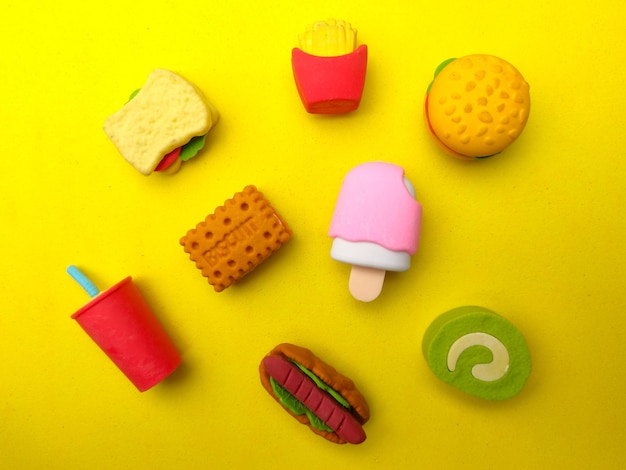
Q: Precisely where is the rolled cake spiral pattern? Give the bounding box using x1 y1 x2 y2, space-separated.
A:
422 306 531 400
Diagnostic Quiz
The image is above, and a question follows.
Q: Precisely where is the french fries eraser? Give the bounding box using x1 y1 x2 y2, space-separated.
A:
292 19 367 114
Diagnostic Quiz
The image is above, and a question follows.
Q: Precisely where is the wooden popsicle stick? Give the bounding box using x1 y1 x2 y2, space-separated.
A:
349 265 386 302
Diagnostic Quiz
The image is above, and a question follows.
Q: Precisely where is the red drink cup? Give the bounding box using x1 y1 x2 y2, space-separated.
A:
71 276 181 392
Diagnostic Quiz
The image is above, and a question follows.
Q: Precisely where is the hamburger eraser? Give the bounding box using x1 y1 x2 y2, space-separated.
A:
425 54 530 159
422 306 531 400
292 19 367 114
180 185 292 292
104 69 219 175
260 343 370 444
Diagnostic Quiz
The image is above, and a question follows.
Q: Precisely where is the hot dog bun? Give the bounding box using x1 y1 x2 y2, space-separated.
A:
259 343 369 444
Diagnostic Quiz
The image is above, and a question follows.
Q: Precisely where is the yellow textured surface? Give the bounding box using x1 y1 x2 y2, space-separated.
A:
1 1 625 469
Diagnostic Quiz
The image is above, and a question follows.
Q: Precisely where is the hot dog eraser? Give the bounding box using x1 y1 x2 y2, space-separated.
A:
260 343 369 444
180 185 292 292
292 19 367 114
422 306 531 400
425 54 530 159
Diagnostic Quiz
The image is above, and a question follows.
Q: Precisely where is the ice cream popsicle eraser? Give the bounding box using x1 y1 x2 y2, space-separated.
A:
425 54 530 159
329 162 422 302
422 306 531 400
67 266 182 392
292 19 367 114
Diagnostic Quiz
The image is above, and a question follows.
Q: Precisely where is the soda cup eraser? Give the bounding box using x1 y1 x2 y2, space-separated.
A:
68 268 182 392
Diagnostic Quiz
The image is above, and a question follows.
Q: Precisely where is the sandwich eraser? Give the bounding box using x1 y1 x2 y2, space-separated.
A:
104 69 219 175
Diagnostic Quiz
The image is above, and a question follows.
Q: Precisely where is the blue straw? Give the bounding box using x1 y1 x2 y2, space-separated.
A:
67 266 100 298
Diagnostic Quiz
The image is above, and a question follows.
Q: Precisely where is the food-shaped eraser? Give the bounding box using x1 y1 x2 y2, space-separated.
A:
422 306 532 400
329 162 422 302
292 19 367 114
259 343 370 444
104 69 219 175
180 185 292 292
425 54 530 159
67 266 181 392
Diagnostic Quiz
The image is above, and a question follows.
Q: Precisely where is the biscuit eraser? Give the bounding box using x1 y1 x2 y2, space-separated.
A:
422 306 531 400
292 19 367 114
104 69 217 175
180 185 292 292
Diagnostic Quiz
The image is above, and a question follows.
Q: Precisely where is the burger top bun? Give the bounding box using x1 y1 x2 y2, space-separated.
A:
426 54 530 159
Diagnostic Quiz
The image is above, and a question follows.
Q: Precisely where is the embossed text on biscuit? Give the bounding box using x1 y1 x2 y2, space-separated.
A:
202 217 259 267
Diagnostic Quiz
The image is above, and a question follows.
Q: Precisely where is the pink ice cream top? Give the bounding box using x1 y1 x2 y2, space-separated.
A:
329 162 422 254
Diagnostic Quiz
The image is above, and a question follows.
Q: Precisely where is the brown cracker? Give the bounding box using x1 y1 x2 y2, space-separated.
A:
180 185 292 292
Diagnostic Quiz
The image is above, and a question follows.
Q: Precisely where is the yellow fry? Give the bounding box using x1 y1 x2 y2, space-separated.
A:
298 19 358 56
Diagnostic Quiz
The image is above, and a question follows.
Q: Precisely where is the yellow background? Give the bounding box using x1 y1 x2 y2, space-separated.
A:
2 1 625 468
